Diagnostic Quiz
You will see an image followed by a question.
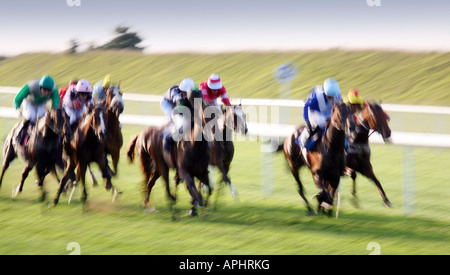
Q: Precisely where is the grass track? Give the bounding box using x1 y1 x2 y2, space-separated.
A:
0 121 449 255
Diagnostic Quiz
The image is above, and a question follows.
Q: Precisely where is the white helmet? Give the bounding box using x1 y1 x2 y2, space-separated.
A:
207 74 223 90
179 78 195 92
76 79 92 93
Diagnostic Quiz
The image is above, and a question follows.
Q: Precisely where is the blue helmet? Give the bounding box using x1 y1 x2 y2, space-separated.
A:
323 78 341 98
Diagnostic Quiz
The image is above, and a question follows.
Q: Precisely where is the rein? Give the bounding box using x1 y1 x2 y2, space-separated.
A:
356 105 378 138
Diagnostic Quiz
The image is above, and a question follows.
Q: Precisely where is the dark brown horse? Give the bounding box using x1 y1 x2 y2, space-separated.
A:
87 86 124 186
0 108 71 200
53 104 114 205
345 102 391 207
207 104 247 200
282 102 356 216
127 89 210 216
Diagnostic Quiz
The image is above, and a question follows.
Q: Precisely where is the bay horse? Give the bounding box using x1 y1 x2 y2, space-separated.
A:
282 102 356 216
207 104 247 200
53 104 114 205
0 108 71 200
87 86 124 186
127 89 209 216
345 102 392 207
127 123 178 211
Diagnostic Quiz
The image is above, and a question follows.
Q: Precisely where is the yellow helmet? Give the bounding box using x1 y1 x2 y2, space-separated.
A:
348 88 364 105
102 74 111 89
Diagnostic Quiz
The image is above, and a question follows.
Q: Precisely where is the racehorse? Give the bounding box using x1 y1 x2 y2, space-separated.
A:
0 108 71 200
127 89 209 216
53 104 114 205
127 124 178 211
282 102 356 216
87 86 124 186
207 104 247 200
345 102 391 207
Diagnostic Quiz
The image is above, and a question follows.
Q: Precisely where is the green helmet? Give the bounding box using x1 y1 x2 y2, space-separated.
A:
39 75 55 90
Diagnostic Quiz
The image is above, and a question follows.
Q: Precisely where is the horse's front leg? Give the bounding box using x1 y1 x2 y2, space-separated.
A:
77 163 88 204
362 164 391 208
54 163 75 205
13 164 33 198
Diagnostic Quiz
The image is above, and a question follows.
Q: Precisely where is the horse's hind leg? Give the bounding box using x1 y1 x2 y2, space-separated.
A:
0 140 16 188
87 164 99 187
288 161 313 215
144 170 159 211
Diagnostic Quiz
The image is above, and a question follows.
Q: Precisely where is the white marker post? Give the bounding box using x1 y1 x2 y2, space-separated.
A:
260 63 298 197
402 146 416 216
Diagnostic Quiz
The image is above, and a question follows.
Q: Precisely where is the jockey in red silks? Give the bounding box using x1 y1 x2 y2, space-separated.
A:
199 74 232 108
59 79 78 107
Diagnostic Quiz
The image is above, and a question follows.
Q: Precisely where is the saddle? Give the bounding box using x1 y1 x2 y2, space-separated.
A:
295 127 322 166
16 120 33 147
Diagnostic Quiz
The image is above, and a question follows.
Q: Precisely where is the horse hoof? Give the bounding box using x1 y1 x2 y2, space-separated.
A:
188 208 198 217
384 201 392 208
320 201 333 211
11 185 20 198
144 206 158 214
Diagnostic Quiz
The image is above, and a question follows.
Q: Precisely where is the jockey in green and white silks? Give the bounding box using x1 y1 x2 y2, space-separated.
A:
14 75 60 145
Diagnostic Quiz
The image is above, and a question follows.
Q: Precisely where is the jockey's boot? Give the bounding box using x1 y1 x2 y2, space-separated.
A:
162 130 173 152
17 120 30 145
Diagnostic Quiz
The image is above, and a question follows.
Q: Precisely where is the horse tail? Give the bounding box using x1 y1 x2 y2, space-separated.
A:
127 134 139 162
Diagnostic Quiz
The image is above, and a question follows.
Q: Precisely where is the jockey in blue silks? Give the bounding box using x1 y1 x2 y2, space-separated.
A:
160 78 196 151
297 78 343 156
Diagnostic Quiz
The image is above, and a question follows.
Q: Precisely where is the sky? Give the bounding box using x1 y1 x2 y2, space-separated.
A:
1 0 450 56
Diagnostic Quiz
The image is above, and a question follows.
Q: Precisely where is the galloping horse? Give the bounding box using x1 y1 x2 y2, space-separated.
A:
127 124 178 211
282 102 356 216
53 104 114 205
175 89 210 216
0 108 70 200
87 86 124 186
127 89 209 216
345 102 391 207
208 104 247 200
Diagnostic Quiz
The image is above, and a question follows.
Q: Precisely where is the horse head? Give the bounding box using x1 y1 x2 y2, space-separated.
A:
359 103 391 142
225 104 248 136
42 108 71 141
89 105 108 142
331 102 357 141
106 85 124 116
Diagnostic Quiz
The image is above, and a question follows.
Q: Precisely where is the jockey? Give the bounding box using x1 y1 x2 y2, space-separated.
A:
161 78 196 151
347 88 367 115
62 79 94 127
298 78 343 154
92 74 111 103
199 74 232 109
14 75 60 145
58 79 78 107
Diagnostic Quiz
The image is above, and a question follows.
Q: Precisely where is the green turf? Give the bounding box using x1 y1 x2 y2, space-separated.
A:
0 121 448 255
0 50 449 106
